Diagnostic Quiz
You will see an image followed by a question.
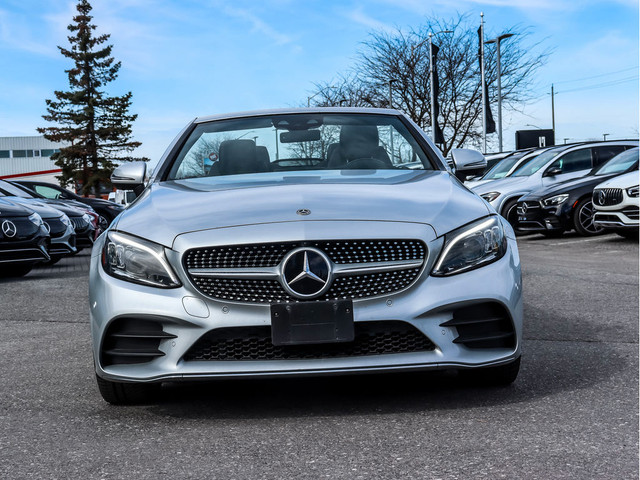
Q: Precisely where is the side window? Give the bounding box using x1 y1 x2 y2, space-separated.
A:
547 149 592 174
592 146 627 167
34 185 61 199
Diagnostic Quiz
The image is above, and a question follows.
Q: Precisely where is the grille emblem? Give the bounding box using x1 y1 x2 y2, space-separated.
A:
2 220 17 238
521 203 528 213
43 222 51 234
296 209 311 216
598 190 606 206
281 247 332 299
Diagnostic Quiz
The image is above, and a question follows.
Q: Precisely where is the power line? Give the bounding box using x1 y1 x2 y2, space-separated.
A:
553 66 639 85
558 75 638 94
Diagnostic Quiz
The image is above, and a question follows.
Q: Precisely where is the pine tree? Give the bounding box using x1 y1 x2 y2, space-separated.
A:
38 0 147 196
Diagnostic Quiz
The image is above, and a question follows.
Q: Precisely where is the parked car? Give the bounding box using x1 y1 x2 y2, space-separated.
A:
472 141 638 226
593 170 639 239
0 198 50 277
90 108 523 404
15 180 124 230
465 147 550 189
0 181 77 263
7 181 99 247
0 179 95 256
515 147 639 237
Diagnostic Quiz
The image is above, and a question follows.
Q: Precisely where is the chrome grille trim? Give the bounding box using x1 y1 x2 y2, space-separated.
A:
593 188 623 206
184 240 427 304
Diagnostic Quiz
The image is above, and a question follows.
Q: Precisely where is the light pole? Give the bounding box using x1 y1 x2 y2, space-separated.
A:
603 133 610 141
485 32 514 153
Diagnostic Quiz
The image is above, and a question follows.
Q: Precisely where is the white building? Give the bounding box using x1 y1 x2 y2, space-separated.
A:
0 136 66 183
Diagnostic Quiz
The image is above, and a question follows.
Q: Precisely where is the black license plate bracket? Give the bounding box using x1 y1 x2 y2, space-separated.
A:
271 300 354 346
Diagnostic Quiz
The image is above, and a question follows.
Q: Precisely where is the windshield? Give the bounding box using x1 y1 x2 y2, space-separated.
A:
594 148 639 175
512 147 566 177
0 180 35 198
167 113 435 180
482 153 525 180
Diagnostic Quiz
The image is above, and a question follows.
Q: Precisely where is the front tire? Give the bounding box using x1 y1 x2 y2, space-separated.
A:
573 198 603 236
501 199 520 231
460 357 521 386
96 375 161 405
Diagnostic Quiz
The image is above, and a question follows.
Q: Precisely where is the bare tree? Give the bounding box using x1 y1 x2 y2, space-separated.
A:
308 14 549 156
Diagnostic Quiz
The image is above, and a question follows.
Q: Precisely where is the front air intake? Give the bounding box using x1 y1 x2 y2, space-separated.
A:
101 318 176 366
441 303 516 349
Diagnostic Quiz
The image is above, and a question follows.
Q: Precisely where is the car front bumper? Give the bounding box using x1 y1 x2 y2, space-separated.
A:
516 200 570 233
90 220 523 383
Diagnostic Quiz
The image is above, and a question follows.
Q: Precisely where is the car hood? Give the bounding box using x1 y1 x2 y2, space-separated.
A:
0 197 34 217
520 174 618 201
1 197 63 219
595 171 639 189
114 170 492 247
471 175 533 195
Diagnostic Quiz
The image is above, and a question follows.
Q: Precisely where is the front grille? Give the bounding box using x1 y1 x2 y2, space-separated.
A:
70 216 90 232
441 302 516 349
185 240 426 269
0 217 39 241
593 188 623 206
516 201 541 215
185 240 427 304
101 318 176 366
183 321 435 361
44 218 67 238
0 247 48 263
622 206 639 220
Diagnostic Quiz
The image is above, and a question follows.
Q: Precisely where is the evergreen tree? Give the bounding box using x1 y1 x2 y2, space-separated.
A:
38 0 147 196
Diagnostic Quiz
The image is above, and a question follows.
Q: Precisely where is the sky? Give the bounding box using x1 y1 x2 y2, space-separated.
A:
0 0 638 164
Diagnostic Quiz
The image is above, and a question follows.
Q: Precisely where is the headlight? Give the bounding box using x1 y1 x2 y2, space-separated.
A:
542 194 569 206
28 213 43 227
480 191 500 202
101 231 181 288
626 185 639 197
60 213 72 227
432 216 507 276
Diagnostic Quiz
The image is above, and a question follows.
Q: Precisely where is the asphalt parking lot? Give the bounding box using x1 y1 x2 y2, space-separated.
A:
0 234 637 480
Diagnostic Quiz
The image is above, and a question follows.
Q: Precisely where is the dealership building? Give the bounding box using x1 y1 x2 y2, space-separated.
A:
0 136 65 183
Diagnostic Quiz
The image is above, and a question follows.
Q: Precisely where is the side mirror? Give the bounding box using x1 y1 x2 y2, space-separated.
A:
545 167 562 177
111 162 147 194
450 148 487 181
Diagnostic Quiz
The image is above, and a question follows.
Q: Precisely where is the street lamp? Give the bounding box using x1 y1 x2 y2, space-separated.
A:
485 32 514 153
603 133 610 141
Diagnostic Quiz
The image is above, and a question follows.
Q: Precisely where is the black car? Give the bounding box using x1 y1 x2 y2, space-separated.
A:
0 180 95 253
0 198 50 277
15 180 124 230
516 147 639 236
6 181 97 251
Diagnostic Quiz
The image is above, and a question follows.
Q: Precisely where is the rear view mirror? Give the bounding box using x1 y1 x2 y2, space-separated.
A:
111 162 147 195
280 130 321 143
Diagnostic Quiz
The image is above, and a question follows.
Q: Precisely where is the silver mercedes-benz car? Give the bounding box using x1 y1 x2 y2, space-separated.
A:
90 108 523 404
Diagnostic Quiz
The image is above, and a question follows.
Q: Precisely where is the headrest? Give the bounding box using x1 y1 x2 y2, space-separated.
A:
218 139 258 175
339 125 380 160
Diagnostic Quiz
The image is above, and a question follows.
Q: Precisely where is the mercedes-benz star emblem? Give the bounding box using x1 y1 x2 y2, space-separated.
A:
296 209 311 216
43 222 51 234
521 203 528 213
2 220 17 238
598 190 606 206
281 247 332 299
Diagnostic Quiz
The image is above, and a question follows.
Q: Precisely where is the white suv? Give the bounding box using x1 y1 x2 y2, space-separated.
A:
592 170 639 238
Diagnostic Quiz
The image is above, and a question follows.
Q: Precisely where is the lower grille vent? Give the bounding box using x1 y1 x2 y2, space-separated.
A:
441 303 516 349
101 318 176 366
183 321 435 361
622 206 639 220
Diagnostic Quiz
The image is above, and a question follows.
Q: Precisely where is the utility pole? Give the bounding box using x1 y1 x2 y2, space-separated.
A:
551 84 555 139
